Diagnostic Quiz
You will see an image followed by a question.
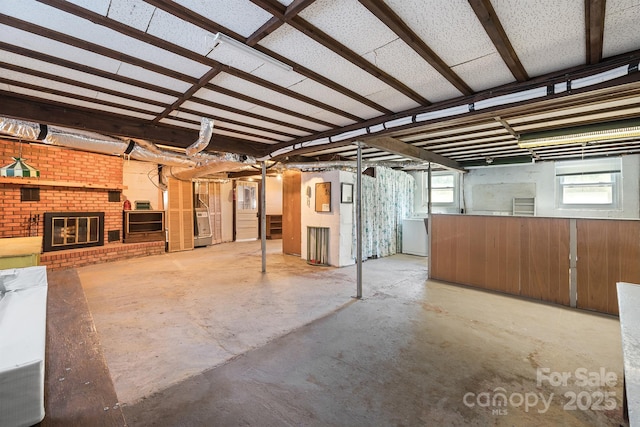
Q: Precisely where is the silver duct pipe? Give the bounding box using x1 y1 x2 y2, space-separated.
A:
185 117 214 157
0 117 254 175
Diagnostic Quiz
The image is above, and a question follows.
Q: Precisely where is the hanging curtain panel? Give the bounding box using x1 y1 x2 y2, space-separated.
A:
353 167 414 260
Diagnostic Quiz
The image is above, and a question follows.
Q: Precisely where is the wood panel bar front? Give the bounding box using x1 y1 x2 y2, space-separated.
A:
430 214 570 307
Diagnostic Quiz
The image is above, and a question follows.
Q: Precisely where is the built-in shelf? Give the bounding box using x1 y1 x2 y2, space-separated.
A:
0 177 124 190
266 214 282 239
124 210 165 243
513 197 536 216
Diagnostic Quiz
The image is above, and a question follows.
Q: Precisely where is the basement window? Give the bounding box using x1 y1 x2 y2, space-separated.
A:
556 158 621 210
423 172 457 206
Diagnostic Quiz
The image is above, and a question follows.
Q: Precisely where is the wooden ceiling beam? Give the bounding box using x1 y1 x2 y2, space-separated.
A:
359 0 473 96
0 92 269 157
364 136 465 171
468 0 529 82
249 0 286 19
586 0 606 64
153 67 222 123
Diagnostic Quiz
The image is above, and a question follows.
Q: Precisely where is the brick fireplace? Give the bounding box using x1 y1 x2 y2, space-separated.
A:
0 139 164 269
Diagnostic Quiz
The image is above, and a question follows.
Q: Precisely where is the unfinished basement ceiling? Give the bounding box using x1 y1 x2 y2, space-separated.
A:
0 0 640 168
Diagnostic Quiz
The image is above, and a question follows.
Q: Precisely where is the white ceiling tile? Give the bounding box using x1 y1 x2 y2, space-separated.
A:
7 86 156 120
95 93 164 113
106 0 155 32
299 0 397 56
451 53 515 92
366 88 420 113
0 25 121 74
248 106 332 132
386 0 497 67
173 0 273 38
210 73 345 128
116 63 192 93
181 100 311 135
192 87 327 132
1 68 99 99
147 8 213 56
213 128 277 144
192 87 260 112
159 118 201 130
361 39 462 103
491 0 585 77
1 1 209 79
286 78 382 120
276 0 295 6
261 24 412 110
249 66 307 90
603 0 640 58
0 49 177 104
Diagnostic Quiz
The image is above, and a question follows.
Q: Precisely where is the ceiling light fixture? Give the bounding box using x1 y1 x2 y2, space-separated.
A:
208 32 293 72
518 118 640 149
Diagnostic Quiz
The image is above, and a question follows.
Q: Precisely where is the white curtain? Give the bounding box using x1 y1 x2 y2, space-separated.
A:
353 167 414 260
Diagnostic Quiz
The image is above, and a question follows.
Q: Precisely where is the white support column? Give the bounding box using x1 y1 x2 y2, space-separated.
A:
356 141 363 299
261 161 267 273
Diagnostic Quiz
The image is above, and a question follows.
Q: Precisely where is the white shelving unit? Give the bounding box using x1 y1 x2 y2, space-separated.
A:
513 197 536 216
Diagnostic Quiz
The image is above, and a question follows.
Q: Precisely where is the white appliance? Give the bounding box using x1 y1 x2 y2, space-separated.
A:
402 218 428 257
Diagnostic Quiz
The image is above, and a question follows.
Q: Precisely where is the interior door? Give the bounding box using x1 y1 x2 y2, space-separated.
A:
166 177 194 252
235 181 259 241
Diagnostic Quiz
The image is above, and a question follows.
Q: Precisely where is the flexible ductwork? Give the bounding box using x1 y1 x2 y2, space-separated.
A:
0 117 254 175
185 117 214 157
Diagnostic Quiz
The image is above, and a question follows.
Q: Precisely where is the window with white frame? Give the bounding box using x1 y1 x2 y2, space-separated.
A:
555 158 621 210
423 172 457 206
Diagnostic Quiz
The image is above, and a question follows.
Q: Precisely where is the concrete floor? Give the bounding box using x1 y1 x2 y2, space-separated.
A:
71 240 625 426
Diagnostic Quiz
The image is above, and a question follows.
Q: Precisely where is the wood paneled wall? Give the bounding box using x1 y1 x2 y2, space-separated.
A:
431 214 640 315
282 170 301 256
577 220 640 315
431 215 571 307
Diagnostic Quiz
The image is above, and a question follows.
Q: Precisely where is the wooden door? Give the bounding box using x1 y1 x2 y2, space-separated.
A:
166 177 194 252
235 181 259 241
282 170 301 255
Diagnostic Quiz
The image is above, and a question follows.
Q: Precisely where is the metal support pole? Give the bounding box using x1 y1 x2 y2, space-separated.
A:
261 161 267 273
356 141 363 299
427 163 432 278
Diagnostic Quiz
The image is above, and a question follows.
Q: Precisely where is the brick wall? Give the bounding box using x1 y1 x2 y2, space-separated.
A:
40 241 165 270
0 139 124 240
0 139 170 269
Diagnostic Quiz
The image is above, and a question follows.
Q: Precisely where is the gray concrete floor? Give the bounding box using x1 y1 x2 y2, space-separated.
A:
77 240 625 426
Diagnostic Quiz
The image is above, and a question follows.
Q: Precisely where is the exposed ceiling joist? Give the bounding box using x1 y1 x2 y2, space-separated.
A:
364 137 466 171
586 0 606 65
359 0 473 96
467 0 528 82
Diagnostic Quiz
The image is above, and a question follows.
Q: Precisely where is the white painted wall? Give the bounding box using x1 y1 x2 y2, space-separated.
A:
460 154 640 218
122 160 162 210
300 170 355 267
265 176 283 215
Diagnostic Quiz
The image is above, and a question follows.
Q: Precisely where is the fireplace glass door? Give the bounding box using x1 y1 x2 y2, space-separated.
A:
44 212 104 252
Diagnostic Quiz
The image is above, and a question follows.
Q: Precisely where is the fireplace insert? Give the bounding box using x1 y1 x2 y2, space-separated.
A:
43 212 104 252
